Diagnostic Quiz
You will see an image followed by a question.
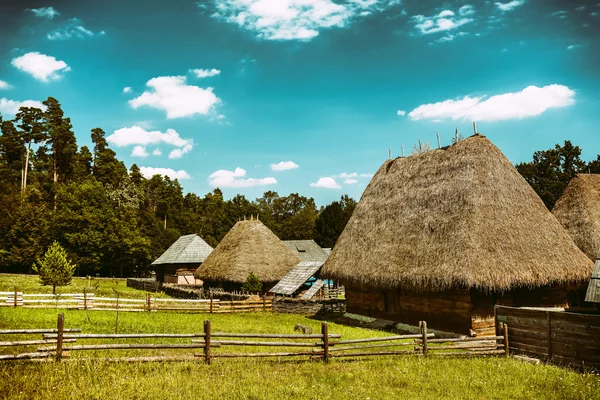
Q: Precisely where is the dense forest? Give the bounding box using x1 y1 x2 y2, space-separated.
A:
1 98 598 277
0 98 356 277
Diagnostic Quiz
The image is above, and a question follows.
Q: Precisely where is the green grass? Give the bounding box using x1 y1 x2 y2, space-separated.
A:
0 307 599 400
0 273 171 299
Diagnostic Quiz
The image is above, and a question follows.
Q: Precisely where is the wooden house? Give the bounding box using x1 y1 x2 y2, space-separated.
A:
322 135 593 336
151 234 213 284
194 219 301 292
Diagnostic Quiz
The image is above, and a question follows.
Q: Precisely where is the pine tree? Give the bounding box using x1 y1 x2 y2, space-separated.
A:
241 272 263 293
33 241 76 294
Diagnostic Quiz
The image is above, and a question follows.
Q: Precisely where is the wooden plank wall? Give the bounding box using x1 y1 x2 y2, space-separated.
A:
495 305 600 370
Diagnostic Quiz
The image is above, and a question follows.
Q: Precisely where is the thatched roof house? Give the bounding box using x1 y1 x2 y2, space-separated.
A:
195 220 301 291
552 174 600 261
323 134 593 335
151 234 213 283
283 240 329 263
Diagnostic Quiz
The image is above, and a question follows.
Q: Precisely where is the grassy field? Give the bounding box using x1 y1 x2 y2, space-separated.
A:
0 273 171 298
0 307 599 400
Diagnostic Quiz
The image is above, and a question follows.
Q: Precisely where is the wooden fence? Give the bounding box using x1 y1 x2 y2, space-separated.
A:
0 291 272 313
495 305 600 370
1 315 509 363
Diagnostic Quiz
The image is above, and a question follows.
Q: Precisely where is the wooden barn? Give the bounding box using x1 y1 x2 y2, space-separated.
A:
322 134 593 336
194 219 301 292
551 174 600 305
151 234 213 284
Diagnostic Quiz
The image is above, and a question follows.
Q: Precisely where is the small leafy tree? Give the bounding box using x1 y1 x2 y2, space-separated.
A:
33 241 76 294
242 272 263 293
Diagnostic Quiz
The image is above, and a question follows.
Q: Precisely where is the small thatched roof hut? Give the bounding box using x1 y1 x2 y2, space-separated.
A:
552 174 600 261
323 134 593 335
151 234 213 283
194 220 301 290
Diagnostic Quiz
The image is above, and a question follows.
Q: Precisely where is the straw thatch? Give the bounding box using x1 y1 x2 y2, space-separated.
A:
552 174 600 261
194 220 301 283
322 134 593 292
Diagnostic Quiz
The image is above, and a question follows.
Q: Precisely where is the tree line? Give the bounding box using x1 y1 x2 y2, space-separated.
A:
0 98 356 277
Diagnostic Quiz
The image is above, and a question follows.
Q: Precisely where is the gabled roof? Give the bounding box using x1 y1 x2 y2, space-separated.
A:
151 234 213 265
195 220 301 283
322 134 593 292
302 279 325 299
282 240 329 263
269 261 323 295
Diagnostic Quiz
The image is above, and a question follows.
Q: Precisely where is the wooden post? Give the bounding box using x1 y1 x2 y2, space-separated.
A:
56 313 64 361
209 293 213 313
146 293 151 312
115 292 119 334
262 295 266 312
421 321 428 356
83 288 87 310
322 322 329 363
204 320 211 365
503 323 509 357
546 312 552 361
13 287 17 308
436 132 441 149
473 121 477 135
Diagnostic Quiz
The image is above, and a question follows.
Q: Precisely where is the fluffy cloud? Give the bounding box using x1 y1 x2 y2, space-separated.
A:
169 144 193 159
310 177 341 189
0 98 46 117
411 6 475 35
495 1 525 12
567 44 582 50
209 0 400 41
140 167 191 180
0 80 12 90
408 84 575 122
208 167 277 188
123 87 132 93
29 7 59 19
271 161 299 171
397 110 406 116
152 148 162 156
11 52 70 82
337 172 373 179
344 178 358 184
191 68 221 78
47 18 106 40
131 146 149 158
129 76 220 118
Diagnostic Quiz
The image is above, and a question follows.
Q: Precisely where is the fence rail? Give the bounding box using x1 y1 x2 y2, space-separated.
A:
1 314 511 363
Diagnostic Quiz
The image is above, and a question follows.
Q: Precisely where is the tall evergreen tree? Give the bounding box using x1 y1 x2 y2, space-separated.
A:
91 128 127 187
14 107 45 197
43 97 78 184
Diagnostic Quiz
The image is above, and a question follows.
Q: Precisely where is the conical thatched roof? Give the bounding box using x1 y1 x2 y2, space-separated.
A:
322 134 593 292
151 234 213 265
552 174 600 260
195 220 301 283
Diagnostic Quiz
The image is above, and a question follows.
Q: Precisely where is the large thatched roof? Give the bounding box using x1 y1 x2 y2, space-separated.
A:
552 174 600 261
151 234 213 265
322 134 593 292
194 220 301 283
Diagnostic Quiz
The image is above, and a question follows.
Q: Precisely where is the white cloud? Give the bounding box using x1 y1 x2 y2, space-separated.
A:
107 126 190 147
123 87 132 93
271 161 299 171
169 144 193 159
152 148 162 156
129 76 220 119
344 178 358 184
208 167 277 188
209 0 400 41
408 84 575 122
338 172 357 179
191 68 221 78
495 1 525 12
411 6 475 35
131 146 149 158
0 80 12 90
567 44 582 50
360 173 373 178
310 177 341 189
140 167 191 180
0 98 47 117
397 110 406 116
29 7 60 19
11 52 70 82
47 18 105 40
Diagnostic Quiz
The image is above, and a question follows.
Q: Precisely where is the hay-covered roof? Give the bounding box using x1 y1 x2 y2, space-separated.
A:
282 240 329 263
151 234 213 265
322 134 593 292
195 220 301 283
552 174 600 261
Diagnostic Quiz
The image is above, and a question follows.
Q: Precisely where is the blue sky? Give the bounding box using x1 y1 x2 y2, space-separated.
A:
0 0 599 205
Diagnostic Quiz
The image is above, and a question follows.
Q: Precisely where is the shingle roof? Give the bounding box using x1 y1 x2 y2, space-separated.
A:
301 279 325 299
585 249 600 303
151 234 213 265
269 261 323 295
282 240 329 263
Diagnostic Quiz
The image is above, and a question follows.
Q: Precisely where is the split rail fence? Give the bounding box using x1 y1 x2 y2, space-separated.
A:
0 315 509 363
0 291 271 313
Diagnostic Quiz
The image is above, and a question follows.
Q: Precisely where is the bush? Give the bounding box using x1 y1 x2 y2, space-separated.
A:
241 272 263 292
